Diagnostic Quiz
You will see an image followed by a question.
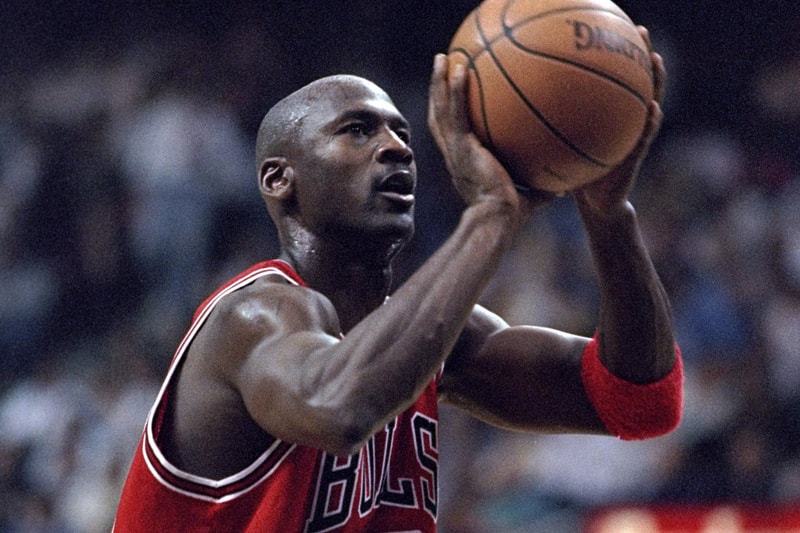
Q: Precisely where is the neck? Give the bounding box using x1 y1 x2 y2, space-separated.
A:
278 229 400 332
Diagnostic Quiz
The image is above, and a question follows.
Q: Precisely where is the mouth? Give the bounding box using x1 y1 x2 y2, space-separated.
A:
376 169 415 208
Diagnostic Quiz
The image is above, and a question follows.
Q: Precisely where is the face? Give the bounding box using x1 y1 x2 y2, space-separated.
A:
290 78 417 253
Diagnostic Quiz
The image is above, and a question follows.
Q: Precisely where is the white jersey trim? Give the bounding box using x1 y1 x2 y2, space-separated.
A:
143 264 300 500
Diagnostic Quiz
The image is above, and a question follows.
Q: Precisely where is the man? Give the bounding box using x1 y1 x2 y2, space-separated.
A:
114 29 681 532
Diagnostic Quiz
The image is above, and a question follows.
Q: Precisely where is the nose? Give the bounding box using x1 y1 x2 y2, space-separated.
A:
376 128 413 165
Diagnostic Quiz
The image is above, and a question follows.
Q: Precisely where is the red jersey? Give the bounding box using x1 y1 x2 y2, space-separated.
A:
114 260 439 532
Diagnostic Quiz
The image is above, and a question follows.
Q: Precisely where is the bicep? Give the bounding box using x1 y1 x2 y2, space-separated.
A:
441 308 606 434
238 330 344 446
211 284 347 449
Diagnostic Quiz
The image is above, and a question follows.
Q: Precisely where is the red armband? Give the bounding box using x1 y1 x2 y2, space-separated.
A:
580 334 683 440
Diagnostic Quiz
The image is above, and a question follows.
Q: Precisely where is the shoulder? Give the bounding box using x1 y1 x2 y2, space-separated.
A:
206 275 341 349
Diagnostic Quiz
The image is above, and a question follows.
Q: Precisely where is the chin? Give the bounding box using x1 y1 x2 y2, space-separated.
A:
368 222 415 263
386 233 411 261
371 211 414 243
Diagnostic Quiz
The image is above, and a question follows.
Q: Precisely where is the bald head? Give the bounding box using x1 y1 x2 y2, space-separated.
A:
254 74 415 259
255 75 392 171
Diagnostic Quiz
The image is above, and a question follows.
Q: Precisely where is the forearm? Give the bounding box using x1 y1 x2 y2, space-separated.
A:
322 200 517 438
577 199 676 384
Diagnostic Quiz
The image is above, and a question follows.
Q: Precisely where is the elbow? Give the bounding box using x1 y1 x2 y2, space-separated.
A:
296 380 383 456
304 392 379 455
582 339 684 441
321 415 376 457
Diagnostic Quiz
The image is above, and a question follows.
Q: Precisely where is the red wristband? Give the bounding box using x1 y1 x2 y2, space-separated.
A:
580 334 683 440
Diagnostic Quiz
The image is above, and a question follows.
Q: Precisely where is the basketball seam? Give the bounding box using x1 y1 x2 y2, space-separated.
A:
450 44 497 156
476 0 610 168
504 45 650 106
465 2 651 105
467 4 636 62
501 2 650 105
507 6 632 27
453 12 497 155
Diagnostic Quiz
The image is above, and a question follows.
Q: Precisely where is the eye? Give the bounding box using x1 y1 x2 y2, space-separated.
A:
394 128 411 144
341 122 370 137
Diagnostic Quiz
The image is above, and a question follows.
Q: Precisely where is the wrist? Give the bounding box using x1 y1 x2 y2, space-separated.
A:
578 200 643 249
454 199 520 257
577 197 635 223
463 196 519 227
581 334 683 440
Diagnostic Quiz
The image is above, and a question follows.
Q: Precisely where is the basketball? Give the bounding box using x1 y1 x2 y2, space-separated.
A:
448 0 654 193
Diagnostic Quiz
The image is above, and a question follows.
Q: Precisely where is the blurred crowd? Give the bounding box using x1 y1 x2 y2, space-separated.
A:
2 2 800 532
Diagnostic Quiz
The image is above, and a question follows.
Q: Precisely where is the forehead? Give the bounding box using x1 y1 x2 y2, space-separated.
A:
306 77 407 127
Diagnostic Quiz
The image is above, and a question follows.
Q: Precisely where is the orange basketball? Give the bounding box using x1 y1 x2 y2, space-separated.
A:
448 0 654 194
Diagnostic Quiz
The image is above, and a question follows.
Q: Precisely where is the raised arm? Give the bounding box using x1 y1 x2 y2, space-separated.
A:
440 27 681 440
573 27 676 384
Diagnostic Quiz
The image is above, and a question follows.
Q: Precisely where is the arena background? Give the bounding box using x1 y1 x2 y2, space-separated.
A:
1 1 800 531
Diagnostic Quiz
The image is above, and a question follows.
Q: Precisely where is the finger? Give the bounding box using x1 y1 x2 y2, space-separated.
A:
643 100 664 147
636 25 666 106
637 25 652 52
619 101 660 171
427 54 448 145
448 61 470 134
651 52 666 106
615 99 661 183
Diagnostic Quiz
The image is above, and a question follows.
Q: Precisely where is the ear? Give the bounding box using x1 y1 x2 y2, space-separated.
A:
258 157 294 200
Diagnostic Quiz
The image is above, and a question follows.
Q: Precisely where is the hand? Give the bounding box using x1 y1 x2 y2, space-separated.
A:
574 26 665 216
427 54 545 224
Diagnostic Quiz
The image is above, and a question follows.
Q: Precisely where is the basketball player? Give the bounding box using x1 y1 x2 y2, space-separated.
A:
114 32 682 532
